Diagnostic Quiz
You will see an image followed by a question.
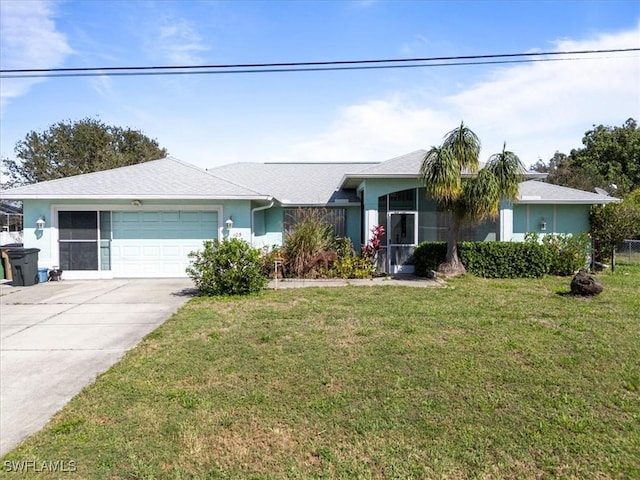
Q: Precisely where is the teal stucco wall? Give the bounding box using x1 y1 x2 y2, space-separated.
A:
512 203 591 241
259 204 362 250
21 199 230 269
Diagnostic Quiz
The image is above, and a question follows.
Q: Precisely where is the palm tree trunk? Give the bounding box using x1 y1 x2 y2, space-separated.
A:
439 215 466 276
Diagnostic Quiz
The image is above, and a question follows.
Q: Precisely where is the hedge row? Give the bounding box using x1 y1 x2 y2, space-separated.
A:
414 237 587 278
459 241 551 278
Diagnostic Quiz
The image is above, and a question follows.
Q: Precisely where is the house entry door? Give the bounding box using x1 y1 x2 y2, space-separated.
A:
58 211 99 270
387 212 417 274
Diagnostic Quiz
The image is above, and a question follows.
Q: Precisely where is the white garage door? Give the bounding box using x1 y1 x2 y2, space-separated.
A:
110 211 218 277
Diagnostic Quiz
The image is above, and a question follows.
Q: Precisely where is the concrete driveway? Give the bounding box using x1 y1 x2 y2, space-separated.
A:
0 278 194 456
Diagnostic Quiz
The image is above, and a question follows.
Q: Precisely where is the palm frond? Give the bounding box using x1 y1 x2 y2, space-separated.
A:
442 121 481 173
460 169 501 221
485 143 526 202
420 146 461 204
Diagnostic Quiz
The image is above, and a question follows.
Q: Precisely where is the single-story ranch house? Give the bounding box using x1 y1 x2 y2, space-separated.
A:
1 150 617 278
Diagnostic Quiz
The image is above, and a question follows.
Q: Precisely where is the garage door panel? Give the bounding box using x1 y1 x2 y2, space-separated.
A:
111 211 217 278
141 212 160 222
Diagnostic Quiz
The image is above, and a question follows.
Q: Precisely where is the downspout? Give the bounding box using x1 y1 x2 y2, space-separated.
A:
251 199 275 247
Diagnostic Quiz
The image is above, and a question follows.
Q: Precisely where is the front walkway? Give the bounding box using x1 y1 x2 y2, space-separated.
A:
267 274 443 289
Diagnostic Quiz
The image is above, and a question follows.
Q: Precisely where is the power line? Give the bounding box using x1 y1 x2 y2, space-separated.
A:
1 48 637 79
1 56 625 79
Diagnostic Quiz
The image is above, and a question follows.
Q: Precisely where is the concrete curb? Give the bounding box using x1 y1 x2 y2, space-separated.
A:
267 275 444 289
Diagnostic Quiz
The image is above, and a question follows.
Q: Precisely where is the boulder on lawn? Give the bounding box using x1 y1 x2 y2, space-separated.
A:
570 270 603 296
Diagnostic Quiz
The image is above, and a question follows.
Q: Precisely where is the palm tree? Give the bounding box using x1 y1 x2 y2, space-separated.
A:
420 123 524 275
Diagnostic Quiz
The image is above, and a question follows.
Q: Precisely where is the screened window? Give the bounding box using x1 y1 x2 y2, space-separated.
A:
283 208 346 237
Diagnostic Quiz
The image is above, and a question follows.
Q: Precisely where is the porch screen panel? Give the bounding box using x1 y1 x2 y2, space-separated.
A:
59 242 99 270
389 189 416 211
58 211 98 270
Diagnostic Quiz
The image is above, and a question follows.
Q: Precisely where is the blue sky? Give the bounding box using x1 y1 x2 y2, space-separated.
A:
1 0 639 172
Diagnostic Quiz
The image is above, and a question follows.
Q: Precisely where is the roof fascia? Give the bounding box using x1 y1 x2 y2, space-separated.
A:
2 194 274 201
280 201 361 207
341 171 547 188
517 198 621 205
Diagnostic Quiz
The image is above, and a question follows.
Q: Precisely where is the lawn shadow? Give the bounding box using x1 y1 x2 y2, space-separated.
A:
555 290 597 298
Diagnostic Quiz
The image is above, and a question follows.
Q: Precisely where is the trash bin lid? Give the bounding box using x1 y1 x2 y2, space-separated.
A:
6 248 40 257
0 243 24 249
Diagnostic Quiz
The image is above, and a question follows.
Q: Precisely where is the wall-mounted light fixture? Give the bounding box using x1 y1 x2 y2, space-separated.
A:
131 200 142 207
225 217 233 230
539 218 547 231
36 216 46 230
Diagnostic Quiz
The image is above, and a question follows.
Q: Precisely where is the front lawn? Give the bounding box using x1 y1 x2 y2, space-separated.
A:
3 268 639 479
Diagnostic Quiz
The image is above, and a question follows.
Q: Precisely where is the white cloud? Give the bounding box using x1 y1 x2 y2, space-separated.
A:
273 97 454 163
274 23 640 166
449 26 640 162
145 17 209 65
0 0 73 111
400 34 432 56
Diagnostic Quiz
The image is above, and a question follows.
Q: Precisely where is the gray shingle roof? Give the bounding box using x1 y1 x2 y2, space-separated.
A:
1 154 614 207
1 157 269 200
518 180 619 204
338 149 543 188
356 150 427 176
208 162 378 205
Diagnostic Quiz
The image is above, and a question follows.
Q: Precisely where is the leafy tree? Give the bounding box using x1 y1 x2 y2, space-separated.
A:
590 188 640 268
532 119 640 197
531 151 600 192
420 122 525 275
1 118 167 187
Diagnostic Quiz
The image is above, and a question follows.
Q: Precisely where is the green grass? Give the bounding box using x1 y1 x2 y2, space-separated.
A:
2 268 640 479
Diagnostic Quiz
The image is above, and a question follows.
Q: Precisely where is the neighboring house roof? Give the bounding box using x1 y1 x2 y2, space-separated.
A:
518 180 620 204
0 157 270 201
208 162 378 205
0 201 22 215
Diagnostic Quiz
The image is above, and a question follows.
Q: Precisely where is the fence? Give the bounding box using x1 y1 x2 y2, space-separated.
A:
617 239 640 264
0 231 23 246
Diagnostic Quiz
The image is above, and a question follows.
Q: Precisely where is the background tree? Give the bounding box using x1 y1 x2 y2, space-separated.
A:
531 151 600 192
590 188 640 269
1 118 167 187
532 118 639 197
420 123 525 275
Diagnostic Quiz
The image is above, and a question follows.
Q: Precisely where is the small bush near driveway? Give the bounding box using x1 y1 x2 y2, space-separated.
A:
187 238 267 296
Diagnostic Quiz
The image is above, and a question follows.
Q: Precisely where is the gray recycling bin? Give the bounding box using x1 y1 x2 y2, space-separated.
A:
7 248 41 286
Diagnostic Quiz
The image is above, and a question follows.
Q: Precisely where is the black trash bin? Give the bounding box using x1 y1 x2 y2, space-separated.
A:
7 248 41 286
0 243 23 280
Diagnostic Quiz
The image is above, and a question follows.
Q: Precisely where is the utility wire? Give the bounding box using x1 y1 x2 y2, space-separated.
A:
1 48 637 79
2 56 627 79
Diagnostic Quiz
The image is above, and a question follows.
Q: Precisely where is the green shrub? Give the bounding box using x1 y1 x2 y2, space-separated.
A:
186 238 268 296
538 232 591 276
413 242 448 275
414 241 551 278
459 241 551 278
332 237 374 279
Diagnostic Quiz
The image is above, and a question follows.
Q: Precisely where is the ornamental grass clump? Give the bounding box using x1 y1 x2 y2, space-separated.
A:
283 209 336 278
